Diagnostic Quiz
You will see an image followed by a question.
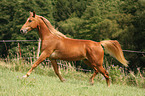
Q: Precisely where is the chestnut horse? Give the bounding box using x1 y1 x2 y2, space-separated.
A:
20 12 128 86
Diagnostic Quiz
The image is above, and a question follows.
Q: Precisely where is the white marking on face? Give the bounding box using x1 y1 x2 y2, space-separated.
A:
27 18 30 21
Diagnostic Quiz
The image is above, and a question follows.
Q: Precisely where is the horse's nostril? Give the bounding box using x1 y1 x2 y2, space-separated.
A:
20 30 23 33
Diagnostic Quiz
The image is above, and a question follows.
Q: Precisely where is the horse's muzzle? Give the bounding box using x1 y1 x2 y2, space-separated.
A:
20 29 28 34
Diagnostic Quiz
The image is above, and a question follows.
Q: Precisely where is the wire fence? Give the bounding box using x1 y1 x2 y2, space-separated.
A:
1 39 145 54
0 40 93 72
0 40 39 42
0 39 145 72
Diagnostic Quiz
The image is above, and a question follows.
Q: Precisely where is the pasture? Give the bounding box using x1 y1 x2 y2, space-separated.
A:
0 61 144 96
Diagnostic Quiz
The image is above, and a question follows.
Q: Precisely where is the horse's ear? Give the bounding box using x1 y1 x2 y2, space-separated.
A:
30 11 33 16
32 11 35 18
29 11 35 18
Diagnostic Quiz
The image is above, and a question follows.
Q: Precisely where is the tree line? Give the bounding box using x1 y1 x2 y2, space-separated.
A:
0 0 144 71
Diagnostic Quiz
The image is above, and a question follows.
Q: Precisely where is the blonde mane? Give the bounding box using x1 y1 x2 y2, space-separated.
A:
39 16 67 38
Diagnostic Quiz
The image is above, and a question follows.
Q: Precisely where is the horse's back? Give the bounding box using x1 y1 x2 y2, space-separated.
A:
50 38 103 61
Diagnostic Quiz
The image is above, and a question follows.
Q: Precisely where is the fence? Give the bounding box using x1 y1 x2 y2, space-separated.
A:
0 40 145 72
1 39 145 54
0 40 93 72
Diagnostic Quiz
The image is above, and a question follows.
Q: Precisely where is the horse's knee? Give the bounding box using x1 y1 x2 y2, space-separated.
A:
32 64 37 69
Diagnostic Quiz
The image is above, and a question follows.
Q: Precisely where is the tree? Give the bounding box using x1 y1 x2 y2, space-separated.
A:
0 0 144 71
120 0 145 70
54 0 145 70
0 0 54 58
53 0 91 22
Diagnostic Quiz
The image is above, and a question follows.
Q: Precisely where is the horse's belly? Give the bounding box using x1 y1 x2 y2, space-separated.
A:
49 51 85 61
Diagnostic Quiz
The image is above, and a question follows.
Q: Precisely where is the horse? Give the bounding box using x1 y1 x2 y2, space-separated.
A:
20 11 128 87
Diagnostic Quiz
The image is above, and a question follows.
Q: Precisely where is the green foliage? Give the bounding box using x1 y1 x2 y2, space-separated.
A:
53 0 91 21
58 17 85 37
0 0 54 58
0 0 144 71
55 0 145 70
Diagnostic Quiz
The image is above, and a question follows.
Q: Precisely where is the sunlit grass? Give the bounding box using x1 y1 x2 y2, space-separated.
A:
0 67 145 96
0 59 144 88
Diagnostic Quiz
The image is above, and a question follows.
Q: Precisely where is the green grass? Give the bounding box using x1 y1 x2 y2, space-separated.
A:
0 66 144 96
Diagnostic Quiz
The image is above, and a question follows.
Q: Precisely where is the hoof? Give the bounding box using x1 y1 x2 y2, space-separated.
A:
90 82 94 85
61 78 66 82
23 75 28 78
89 79 94 85
107 84 110 87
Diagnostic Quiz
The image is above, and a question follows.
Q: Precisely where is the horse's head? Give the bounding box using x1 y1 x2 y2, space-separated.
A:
20 11 39 34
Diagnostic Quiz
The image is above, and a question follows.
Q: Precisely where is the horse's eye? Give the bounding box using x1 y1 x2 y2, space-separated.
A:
28 20 32 22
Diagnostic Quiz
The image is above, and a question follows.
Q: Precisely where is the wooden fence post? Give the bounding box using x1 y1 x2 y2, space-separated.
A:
18 43 21 59
37 38 41 58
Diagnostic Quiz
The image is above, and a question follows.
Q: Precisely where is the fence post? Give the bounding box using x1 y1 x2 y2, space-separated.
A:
37 38 41 58
18 43 21 59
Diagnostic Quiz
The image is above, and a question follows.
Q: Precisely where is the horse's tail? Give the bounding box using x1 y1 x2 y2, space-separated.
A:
100 40 128 67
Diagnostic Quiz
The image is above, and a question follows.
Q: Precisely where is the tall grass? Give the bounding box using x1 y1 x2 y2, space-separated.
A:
107 65 144 88
0 58 144 88
0 62 145 96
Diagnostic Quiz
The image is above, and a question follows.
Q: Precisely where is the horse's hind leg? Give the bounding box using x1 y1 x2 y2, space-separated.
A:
86 46 110 86
89 61 110 86
90 71 99 85
90 61 110 86
96 65 110 86
50 60 65 82
83 59 99 85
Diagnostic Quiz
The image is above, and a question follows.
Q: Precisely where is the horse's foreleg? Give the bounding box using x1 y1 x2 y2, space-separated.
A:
23 52 47 78
50 60 66 82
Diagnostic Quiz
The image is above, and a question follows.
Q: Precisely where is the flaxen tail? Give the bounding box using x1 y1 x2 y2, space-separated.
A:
101 40 128 67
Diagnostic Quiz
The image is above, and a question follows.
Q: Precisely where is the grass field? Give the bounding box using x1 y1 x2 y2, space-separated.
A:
0 66 144 96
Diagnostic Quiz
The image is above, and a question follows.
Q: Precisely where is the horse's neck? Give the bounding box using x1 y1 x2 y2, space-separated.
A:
38 21 55 40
